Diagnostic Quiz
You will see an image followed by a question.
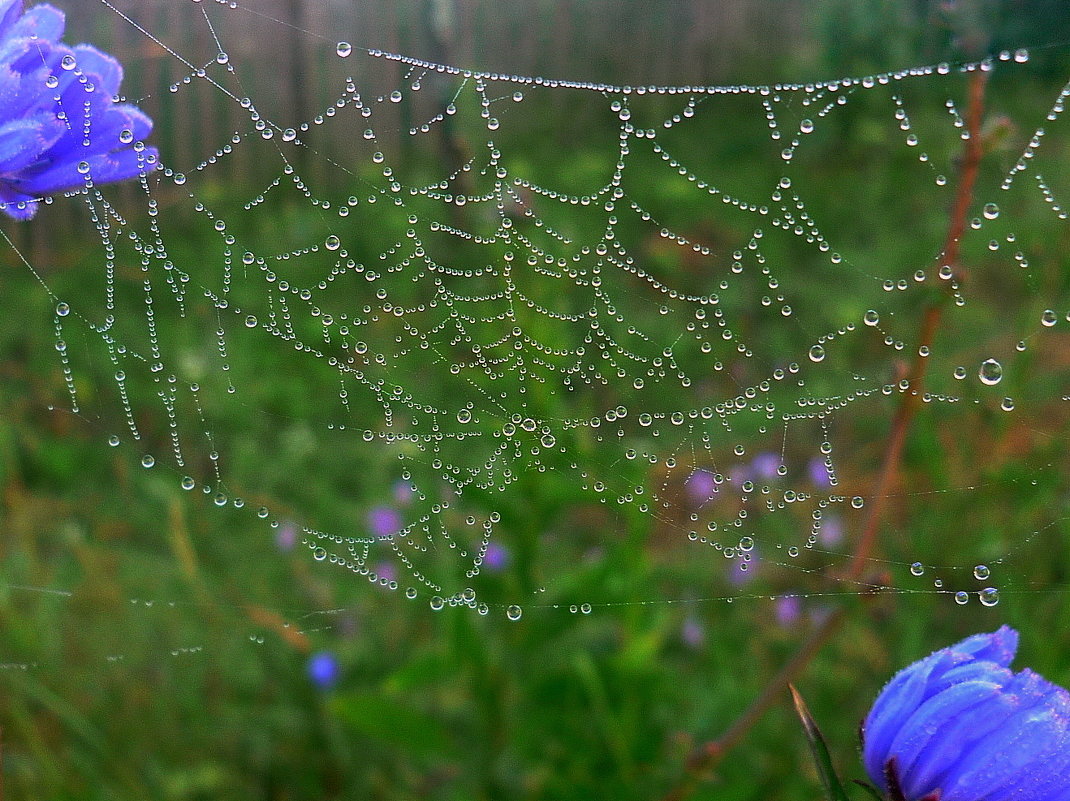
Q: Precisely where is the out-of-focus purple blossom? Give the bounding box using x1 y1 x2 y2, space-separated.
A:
808 456 833 487
392 480 413 505
0 0 159 220
373 560 397 584
685 469 718 504
306 651 340 689
681 616 705 649
367 505 401 538
483 542 510 572
728 554 757 586
774 595 802 626
275 520 297 551
751 451 782 481
862 626 1070 801
817 514 844 547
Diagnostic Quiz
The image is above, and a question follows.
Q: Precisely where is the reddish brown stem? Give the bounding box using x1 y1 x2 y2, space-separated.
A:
662 67 990 801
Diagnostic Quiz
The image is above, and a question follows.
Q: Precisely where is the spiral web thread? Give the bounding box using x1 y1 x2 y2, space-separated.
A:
2 0 1070 656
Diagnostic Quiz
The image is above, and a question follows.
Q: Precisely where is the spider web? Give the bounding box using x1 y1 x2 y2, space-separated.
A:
2 0 1070 655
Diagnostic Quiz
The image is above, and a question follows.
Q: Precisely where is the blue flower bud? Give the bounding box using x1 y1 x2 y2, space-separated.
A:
862 626 1070 801
0 0 159 219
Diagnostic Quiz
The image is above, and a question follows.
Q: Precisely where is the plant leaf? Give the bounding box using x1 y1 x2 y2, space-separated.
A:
851 779 887 801
790 684 852 801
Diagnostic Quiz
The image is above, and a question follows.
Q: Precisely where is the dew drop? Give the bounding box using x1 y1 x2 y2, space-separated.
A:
978 587 999 607
978 358 1003 385
808 344 826 363
863 310 879 326
973 564 990 580
141 454 155 468
336 42 353 58
313 547 327 561
910 561 925 576
982 202 999 220
55 301 70 317
954 591 970 605
325 234 341 251
429 595 445 610
506 604 523 621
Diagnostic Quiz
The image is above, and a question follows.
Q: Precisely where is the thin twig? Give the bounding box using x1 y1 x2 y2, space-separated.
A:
662 67 990 801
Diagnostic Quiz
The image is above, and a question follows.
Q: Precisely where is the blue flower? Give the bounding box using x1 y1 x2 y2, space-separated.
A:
0 0 158 220
862 626 1070 801
307 651 340 690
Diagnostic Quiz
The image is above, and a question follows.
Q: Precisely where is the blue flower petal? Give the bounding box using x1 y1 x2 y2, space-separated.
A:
863 628 1070 801
0 114 63 171
0 1 22 39
890 678 1007 797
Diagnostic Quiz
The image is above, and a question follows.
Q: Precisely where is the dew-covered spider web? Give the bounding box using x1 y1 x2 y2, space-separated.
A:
3 0 1070 661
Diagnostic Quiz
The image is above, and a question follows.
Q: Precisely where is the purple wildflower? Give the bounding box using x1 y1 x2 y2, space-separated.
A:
306 651 340 690
681 616 705 649
750 451 781 481
774 595 801 626
483 541 510 571
808 456 833 487
0 0 159 219
275 520 297 551
367 505 401 538
817 514 844 547
685 469 718 504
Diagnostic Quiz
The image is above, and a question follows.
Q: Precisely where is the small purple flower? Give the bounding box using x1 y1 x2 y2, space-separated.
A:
275 520 297 551
681 616 705 649
483 541 510 572
862 626 1070 801
307 651 340 689
0 0 159 219
808 456 833 487
817 514 844 547
728 554 757 586
392 480 414 505
750 451 782 481
774 595 801 626
373 560 396 584
685 469 718 504
367 505 401 538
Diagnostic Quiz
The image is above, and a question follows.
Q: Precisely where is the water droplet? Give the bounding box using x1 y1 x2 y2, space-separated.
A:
60 54 76 70
973 564 990 580
863 310 879 326
978 358 1003 385
506 605 523 621
108 435 120 447
55 301 70 317
808 344 826 363
313 547 327 561
954 591 970 605
429 595 445 610
978 587 999 606
1000 397 1015 412
982 202 999 220
141 454 155 468
336 42 353 58
181 476 196 491
1041 309 1058 327
244 315 257 328
456 408 472 424
910 561 925 576
580 603 592 614
851 496 864 509
325 234 341 251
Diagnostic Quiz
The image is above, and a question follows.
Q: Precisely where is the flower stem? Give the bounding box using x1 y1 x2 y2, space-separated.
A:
661 65 990 801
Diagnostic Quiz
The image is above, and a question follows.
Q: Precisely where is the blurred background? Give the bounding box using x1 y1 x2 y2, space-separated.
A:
3 1 1070 799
